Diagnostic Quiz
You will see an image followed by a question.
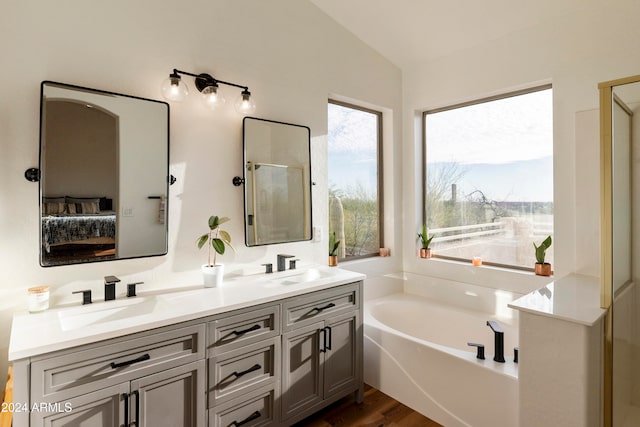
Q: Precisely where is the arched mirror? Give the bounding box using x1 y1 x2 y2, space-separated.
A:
599 74 640 427
39 81 170 266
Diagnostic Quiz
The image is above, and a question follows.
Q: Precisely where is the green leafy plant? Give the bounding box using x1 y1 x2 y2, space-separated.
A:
197 216 233 267
329 231 341 256
417 224 434 249
533 235 552 264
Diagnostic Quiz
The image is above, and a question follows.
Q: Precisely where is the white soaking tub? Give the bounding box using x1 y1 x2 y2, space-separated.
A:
364 281 520 427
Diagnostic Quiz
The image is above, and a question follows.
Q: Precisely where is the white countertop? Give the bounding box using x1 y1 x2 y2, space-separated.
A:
9 266 365 361
508 273 607 326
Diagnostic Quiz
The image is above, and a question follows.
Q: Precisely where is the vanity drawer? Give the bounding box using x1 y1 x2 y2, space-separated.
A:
208 336 280 407
207 304 280 355
31 323 205 402
208 384 277 427
283 282 360 330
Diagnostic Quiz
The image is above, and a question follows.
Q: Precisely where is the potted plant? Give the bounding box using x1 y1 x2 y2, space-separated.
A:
533 235 552 276
197 215 233 287
329 231 341 267
417 224 434 258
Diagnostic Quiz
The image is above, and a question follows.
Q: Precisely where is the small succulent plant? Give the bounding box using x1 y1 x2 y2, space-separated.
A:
417 224 434 249
533 235 552 264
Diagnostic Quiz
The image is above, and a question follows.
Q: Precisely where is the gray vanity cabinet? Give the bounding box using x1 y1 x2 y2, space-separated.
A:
281 283 363 424
323 312 361 398
281 321 325 419
28 322 206 427
206 303 281 427
15 280 363 427
35 383 128 426
131 360 205 427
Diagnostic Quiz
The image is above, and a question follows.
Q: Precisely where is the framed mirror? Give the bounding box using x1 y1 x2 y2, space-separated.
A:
39 81 170 266
599 74 640 426
242 117 312 246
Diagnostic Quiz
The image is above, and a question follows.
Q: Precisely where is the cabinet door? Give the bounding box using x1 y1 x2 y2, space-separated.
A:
281 321 324 420
324 311 361 399
131 360 205 427
34 382 128 427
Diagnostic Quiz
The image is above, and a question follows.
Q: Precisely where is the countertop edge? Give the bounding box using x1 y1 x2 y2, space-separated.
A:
508 273 607 327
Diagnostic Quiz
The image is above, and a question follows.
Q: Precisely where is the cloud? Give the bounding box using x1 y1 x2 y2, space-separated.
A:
426 89 552 165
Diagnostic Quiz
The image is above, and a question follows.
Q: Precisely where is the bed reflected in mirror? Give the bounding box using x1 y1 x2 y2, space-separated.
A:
39 81 169 266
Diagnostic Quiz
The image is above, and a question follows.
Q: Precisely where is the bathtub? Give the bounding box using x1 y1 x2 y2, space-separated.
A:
364 280 521 427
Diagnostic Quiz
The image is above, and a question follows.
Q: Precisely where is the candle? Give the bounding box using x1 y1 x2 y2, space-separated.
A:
472 257 482 266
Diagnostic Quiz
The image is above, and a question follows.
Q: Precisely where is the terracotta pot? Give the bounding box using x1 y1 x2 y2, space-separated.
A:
419 248 432 259
328 255 338 267
535 263 552 276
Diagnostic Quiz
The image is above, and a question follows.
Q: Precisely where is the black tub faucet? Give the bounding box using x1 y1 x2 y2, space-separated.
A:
486 320 505 363
104 275 121 301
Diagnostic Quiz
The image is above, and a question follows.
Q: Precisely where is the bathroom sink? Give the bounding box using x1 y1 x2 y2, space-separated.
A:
58 297 169 331
270 268 335 286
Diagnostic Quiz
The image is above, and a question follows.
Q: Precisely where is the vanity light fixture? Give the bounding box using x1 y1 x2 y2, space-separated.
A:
161 68 255 114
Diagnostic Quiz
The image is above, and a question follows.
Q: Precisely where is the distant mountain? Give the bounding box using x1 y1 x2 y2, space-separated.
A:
452 156 553 202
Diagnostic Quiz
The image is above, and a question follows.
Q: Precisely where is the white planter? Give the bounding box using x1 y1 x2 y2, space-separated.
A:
202 263 224 288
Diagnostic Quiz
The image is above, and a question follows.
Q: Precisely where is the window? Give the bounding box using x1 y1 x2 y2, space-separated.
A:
423 86 553 270
328 100 383 259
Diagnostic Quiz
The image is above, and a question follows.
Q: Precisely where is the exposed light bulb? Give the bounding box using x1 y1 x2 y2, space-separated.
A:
234 89 256 115
201 85 226 110
161 73 188 102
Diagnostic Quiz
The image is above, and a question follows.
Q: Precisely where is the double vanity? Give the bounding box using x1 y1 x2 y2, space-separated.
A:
23 79 336 426
9 266 365 427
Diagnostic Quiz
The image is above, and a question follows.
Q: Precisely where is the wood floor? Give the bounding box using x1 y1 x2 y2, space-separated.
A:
294 385 443 427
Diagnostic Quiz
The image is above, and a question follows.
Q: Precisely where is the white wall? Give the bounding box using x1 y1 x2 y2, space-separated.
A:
0 0 403 379
402 1 640 292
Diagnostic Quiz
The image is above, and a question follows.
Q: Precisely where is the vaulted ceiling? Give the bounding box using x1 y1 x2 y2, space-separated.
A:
310 0 585 69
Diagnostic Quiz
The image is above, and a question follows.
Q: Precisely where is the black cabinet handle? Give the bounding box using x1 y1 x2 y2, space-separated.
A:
133 390 140 426
122 393 129 427
324 326 332 351
232 363 261 378
231 410 261 426
110 353 150 369
320 328 326 353
232 324 260 336
313 302 336 312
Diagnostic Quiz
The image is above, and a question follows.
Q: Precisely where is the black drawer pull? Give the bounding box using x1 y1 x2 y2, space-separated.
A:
232 363 261 378
231 410 261 426
110 353 150 369
232 324 261 336
313 302 336 312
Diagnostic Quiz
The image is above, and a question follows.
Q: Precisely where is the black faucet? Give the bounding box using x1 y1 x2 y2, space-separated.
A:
277 254 295 272
486 320 505 363
127 281 144 298
72 290 92 305
104 275 121 301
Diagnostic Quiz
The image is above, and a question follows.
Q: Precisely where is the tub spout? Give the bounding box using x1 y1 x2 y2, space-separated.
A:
486 320 505 363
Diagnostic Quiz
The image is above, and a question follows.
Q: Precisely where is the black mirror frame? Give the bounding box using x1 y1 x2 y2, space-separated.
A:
38 81 171 267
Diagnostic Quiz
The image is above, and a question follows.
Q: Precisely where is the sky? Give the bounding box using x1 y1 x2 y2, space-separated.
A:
427 88 553 202
328 88 553 202
426 88 553 165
